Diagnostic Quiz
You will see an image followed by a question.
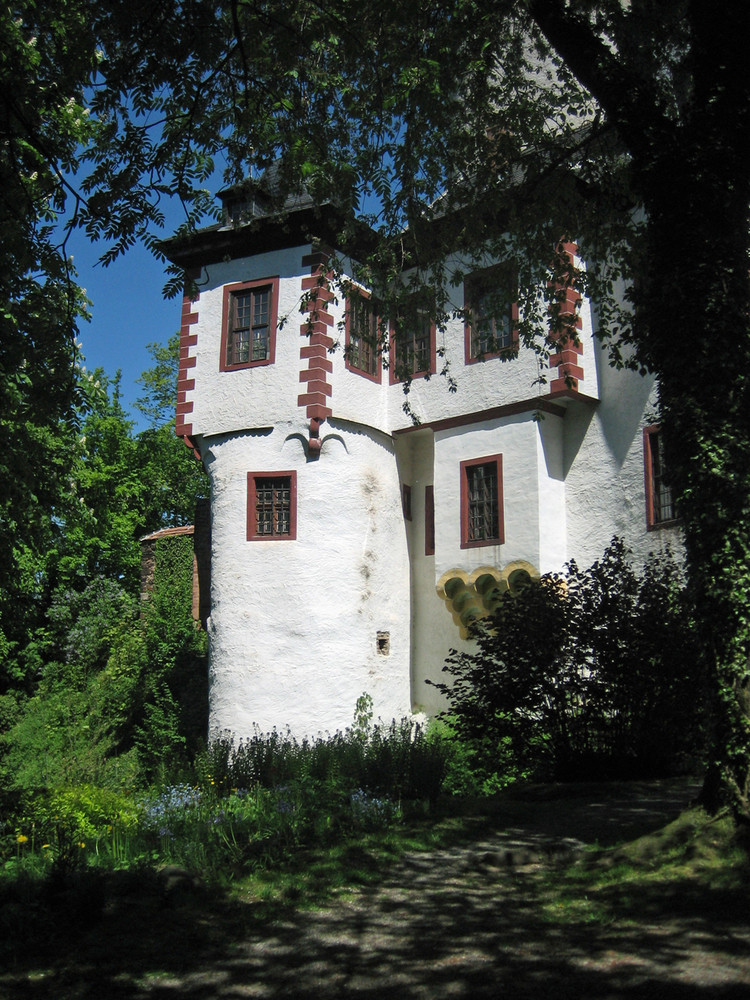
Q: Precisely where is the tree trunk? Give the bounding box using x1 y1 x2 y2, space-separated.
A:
532 0 750 820
636 111 750 818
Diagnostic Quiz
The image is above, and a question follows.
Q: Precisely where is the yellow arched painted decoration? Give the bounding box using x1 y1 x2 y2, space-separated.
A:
498 560 541 594
436 561 541 638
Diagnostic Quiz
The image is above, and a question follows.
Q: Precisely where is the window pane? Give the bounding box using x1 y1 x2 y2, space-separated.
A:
469 271 514 358
651 432 674 523
253 289 269 327
252 326 269 360
467 463 499 540
349 297 377 374
255 477 291 536
425 485 435 556
228 287 272 365
234 329 250 364
396 305 431 376
229 292 253 364
235 293 253 328
415 312 430 371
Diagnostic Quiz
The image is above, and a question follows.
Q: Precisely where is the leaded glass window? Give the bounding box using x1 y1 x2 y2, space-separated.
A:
467 463 499 541
247 472 296 540
465 265 517 361
227 286 271 366
647 428 675 525
395 305 432 376
347 296 378 376
472 290 512 356
461 455 504 548
254 477 291 536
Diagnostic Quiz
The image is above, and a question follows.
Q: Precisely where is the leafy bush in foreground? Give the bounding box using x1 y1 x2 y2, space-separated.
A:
430 539 707 783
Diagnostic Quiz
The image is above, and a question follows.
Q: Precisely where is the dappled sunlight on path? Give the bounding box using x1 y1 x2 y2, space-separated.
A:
3 779 749 999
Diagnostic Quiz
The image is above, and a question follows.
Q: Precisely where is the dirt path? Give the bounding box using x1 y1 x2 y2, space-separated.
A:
3 779 749 999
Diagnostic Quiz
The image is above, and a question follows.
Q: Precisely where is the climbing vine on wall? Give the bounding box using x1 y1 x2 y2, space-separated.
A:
137 535 208 774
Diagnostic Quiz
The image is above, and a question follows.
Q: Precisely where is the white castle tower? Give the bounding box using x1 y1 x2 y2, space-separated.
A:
165 174 678 739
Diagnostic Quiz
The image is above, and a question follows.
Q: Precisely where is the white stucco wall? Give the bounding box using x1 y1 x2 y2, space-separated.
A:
564 342 681 566
391 410 569 713
431 412 566 576
179 227 679 739
202 420 411 739
381 312 543 432
392 430 456 715
536 414 568 572
187 245 596 444
189 246 318 436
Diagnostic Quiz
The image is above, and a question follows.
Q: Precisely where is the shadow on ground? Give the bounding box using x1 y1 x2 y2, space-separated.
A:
2 778 749 999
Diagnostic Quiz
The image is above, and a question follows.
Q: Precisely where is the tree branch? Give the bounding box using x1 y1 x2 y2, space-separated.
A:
527 0 672 156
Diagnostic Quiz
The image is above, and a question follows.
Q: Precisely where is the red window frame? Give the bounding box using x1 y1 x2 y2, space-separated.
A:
345 290 381 382
402 484 412 521
425 485 435 556
464 264 519 364
247 471 297 540
220 277 279 371
389 302 436 383
643 425 677 529
460 454 504 548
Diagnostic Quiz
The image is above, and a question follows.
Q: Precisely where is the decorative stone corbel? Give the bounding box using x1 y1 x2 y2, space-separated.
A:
436 561 540 638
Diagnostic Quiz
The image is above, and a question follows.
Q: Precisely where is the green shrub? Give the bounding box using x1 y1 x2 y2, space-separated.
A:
135 779 392 877
430 539 707 783
0 632 144 791
0 712 449 886
1 696 451 886
54 578 139 675
0 681 116 789
137 533 208 774
7 785 141 872
431 718 529 796
134 683 187 779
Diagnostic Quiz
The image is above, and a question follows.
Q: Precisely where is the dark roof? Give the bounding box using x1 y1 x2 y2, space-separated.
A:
217 161 319 216
161 204 366 269
162 162 376 269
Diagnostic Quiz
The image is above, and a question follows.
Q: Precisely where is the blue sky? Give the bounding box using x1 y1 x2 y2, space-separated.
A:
68 223 186 432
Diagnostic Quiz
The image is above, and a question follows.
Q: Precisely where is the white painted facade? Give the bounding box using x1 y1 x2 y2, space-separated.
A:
168 197 680 740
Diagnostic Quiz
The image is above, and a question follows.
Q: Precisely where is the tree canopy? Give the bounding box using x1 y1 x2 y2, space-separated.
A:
0 340 207 696
3 0 750 813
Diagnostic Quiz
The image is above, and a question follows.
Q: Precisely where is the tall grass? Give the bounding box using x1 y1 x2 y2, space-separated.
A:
1 712 449 886
196 715 446 804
